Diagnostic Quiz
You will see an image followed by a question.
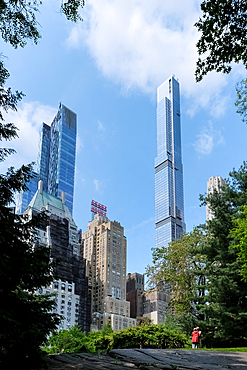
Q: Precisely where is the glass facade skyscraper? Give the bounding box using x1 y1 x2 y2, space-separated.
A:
155 76 185 250
16 171 40 214
38 104 77 215
16 104 77 216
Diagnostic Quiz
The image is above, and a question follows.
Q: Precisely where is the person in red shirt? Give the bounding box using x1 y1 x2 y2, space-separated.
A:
191 327 200 348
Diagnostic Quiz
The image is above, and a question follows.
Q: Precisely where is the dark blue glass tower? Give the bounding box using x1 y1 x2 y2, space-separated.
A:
38 104 77 215
155 76 185 249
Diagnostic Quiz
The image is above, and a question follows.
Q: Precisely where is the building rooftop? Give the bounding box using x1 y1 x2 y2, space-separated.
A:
26 180 76 226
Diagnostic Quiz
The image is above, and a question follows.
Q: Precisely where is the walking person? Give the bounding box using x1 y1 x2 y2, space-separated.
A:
191 327 200 349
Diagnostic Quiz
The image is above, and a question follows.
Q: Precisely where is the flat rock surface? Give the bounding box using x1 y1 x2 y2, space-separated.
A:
42 349 247 370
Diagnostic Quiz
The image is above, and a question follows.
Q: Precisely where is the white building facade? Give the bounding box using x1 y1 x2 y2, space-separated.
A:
206 176 227 221
39 280 80 330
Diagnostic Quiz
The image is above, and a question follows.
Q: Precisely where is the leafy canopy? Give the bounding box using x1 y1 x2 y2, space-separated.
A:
235 78 247 124
231 203 247 281
0 0 85 48
195 0 247 82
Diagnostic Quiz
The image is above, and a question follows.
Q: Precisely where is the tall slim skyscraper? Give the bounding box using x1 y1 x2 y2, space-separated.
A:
38 104 77 215
155 76 185 250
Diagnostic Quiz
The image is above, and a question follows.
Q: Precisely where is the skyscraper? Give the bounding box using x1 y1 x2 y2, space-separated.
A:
126 273 144 318
155 76 185 250
16 104 77 216
206 176 227 221
38 104 77 215
82 212 135 331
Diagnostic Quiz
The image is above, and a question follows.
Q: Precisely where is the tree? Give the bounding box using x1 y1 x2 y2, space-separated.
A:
136 316 152 326
147 162 247 346
195 0 247 82
0 61 61 365
198 187 247 346
235 78 247 124
146 226 206 317
0 0 85 48
0 168 61 366
0 60 24 161
231 203 247 282
44 325 88 354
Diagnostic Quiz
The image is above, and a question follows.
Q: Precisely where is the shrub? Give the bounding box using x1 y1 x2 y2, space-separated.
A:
106 325 188 351
43 325 87 354
43 324 189 354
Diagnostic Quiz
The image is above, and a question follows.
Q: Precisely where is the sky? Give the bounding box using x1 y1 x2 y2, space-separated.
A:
1 0 247 277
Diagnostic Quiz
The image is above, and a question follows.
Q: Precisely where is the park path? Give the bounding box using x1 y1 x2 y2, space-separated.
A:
43 348 247 370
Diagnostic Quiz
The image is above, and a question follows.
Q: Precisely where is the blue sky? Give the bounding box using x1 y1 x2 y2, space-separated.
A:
1 0 247 276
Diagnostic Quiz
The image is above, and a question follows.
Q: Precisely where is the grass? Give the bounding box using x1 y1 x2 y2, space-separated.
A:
183 346 247 352
199 347 247 352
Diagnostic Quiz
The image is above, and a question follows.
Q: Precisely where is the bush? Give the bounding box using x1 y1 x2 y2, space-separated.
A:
43 324 189 354
43 325 87 354
106 325 188 351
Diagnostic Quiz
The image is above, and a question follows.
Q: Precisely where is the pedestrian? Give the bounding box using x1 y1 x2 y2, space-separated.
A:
197 327 202 347
191 327 200 349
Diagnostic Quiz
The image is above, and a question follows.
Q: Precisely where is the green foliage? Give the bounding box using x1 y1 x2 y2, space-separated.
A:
44 325 87 354
0 52 61 367
146 226 206 316
235 78 247 124
147 162 247 347
0 180 61 365
0 59 24 161
61 0 85 23
0 0 85 49
102 323 114 334
196 164 247 346
105 326 188 350
0 146 61 365
161 313 196 336
136 316 152 326
195 0 247 82
43 325 188 354
0 0 42 48
231 203 247 281
44 324 113 354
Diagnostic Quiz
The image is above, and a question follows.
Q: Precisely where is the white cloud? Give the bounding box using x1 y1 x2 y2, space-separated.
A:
194 133 214 155
193 122 225 155
97 120 105 132
0 102 57 172
94 179 103 193
67 0 240 116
